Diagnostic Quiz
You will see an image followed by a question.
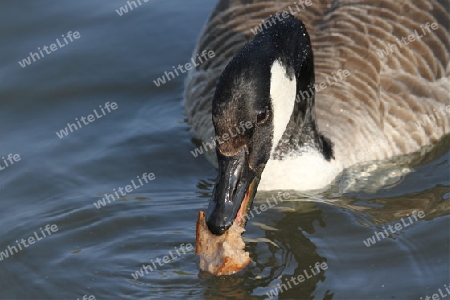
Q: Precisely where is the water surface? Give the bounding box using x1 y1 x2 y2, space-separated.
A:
0 1 449 299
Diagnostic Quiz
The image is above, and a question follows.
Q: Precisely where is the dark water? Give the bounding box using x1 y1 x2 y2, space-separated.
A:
0 1 449 299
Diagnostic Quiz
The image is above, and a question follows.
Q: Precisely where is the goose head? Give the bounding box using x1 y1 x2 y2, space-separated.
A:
206 12 333 235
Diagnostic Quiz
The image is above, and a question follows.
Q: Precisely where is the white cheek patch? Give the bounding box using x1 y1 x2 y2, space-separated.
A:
269 60 297 154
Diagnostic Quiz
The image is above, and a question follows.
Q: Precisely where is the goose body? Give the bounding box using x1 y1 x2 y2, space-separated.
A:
184 0 449 234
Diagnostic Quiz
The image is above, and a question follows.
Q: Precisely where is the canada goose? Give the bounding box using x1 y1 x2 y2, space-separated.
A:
184 0 450 235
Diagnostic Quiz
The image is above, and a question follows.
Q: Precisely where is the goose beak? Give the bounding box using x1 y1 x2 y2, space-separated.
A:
206 147 262 235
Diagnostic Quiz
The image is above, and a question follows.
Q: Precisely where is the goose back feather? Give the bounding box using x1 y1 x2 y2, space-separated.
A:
184 0 450 171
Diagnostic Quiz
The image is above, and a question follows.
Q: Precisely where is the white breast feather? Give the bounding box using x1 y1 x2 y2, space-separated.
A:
259 147 343 191
269 60 297 154
261 60 343 191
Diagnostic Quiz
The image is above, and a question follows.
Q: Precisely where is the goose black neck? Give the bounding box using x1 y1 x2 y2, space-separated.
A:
257 13 333 161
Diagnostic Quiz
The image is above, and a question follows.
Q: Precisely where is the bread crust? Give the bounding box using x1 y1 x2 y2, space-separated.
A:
196 211 251 275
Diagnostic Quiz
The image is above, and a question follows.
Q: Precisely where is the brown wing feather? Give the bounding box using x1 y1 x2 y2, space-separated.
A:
184 0 450 167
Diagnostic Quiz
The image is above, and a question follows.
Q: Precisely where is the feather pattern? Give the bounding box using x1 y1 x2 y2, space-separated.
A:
184 0 450 170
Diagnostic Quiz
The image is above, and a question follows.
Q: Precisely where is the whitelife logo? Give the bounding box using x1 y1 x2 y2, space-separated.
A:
376 22 439 59
115 0 150 16
363 211 425 247
414 104 450 129
295 69 351 103
153 50 215 87
240 192 291 223
55 101 118 139
93 172 155 209
421 283 450 300
250 2 313 35
131 243 193 280
266 261 328 298
18 31 81 68
0 224 58 261
0 153 21 171
190 121 253 158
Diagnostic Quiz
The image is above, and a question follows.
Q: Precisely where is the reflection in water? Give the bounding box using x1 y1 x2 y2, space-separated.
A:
195 143 449 299
196 188 329 299
1 0 448 298
250 199 329 300
331 185 449 226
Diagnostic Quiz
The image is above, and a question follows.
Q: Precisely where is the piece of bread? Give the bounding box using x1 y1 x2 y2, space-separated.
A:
195 210 251 275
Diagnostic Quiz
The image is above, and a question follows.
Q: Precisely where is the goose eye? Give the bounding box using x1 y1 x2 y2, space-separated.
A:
257 107 269 124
